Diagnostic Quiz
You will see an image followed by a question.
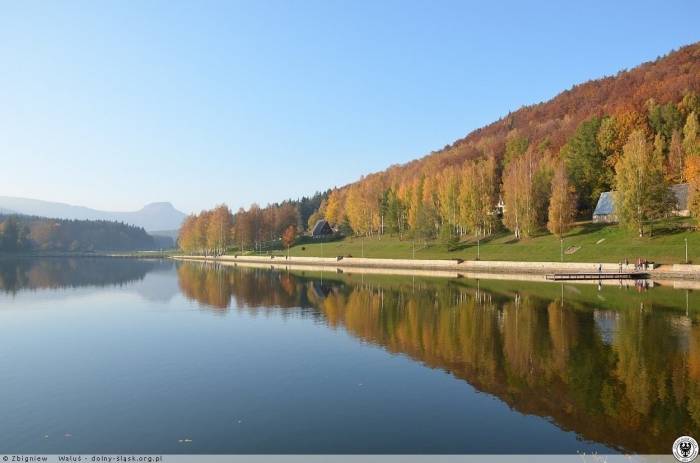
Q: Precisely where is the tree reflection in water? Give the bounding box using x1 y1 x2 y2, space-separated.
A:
177 261 700 453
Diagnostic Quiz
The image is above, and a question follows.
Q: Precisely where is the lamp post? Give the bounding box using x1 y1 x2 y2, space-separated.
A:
560 238 564 262
685 237 688 264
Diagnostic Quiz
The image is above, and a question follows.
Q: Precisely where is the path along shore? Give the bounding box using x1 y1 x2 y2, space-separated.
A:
172 254 700 282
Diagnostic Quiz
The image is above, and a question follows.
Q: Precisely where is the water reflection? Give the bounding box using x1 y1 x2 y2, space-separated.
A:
0 257 171 294
176 261 700 453
1 257 698 453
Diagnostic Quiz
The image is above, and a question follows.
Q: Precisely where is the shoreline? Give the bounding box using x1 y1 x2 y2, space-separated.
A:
172 254 700 281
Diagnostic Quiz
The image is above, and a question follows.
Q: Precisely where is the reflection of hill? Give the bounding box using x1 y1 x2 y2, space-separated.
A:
133 266 180 303
176 262 700 453
0 257 172 294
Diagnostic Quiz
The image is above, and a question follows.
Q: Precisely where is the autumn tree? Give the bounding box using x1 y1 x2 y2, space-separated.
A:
194 213 206 253
684 112 699 157
421 175 440 238
680 91 700 118
383 188 406 238
615 129 671 236
206 205 233 255
501 147 552 239
346 185 369 236
233 207 251 251
274 203 300 237
436 167 459 230
685 157 700 217
547 162 576 237
178 215 197 253
282 224 297 257
460 156 497 237
684 112 700 216
324 189 344 226
502 157 527 239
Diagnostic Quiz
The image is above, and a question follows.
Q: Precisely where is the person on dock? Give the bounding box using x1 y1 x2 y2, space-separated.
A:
619 262 622 273
598 263 602 274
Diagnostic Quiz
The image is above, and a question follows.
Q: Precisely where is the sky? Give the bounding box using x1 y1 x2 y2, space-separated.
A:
0 1 698 214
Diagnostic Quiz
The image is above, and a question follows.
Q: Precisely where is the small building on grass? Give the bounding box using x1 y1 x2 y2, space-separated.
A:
310 219 333 238
670 183 690 216
592 183 690 223
592 191 616 223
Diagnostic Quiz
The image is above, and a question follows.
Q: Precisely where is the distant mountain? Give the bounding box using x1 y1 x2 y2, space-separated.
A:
0 197 186 231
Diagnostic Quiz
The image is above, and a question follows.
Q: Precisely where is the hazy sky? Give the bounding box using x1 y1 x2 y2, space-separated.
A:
1 1 698 214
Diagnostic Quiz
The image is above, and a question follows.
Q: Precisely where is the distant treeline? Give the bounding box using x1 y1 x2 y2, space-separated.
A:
178 191 329 254
0 214 170 252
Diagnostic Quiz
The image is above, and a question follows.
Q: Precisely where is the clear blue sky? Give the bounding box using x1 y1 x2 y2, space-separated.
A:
1 1 698 214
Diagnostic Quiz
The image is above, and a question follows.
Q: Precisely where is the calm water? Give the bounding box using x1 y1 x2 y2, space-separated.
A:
0 257 698 454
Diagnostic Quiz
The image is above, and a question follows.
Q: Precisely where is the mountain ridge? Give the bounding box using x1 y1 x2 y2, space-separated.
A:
0 196 186 232
346 42 700 188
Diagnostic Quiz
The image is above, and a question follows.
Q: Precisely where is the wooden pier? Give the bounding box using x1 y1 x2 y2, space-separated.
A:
545 271 648 281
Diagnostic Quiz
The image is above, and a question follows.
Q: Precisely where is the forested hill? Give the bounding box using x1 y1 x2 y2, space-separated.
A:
340 42 699 197
405 42 699 173
0 214 170 253
314 42 700 233
182 42 700 253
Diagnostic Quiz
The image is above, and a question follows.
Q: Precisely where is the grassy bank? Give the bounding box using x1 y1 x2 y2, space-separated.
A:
280 219 699 264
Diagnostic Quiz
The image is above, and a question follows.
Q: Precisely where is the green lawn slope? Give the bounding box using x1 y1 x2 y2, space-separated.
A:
283 218 699 264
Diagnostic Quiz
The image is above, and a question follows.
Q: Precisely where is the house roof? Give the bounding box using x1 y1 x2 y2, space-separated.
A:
593 191 615 216
670 183 689 211
311 219 332 236
593 183 689 217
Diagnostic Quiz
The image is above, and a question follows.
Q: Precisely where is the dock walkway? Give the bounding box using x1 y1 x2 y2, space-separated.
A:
545 272 648 281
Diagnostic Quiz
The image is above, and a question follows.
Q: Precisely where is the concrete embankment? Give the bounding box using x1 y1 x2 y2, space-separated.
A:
172 254 700 280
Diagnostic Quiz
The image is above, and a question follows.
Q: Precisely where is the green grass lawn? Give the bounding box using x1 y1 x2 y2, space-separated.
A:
280 218 700 264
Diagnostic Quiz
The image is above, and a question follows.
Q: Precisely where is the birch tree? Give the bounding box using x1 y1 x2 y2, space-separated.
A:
547 162 575 237
615 129 671 236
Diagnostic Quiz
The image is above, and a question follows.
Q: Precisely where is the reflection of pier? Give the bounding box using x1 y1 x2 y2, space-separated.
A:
546 271 648 281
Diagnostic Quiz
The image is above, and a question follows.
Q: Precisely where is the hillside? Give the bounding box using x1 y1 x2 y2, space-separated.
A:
181 42 700 255
0 197 187 231
374 42 700 187
0 214 168 253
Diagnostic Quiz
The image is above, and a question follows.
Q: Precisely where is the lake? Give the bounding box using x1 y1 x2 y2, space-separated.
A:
0 257 698 454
